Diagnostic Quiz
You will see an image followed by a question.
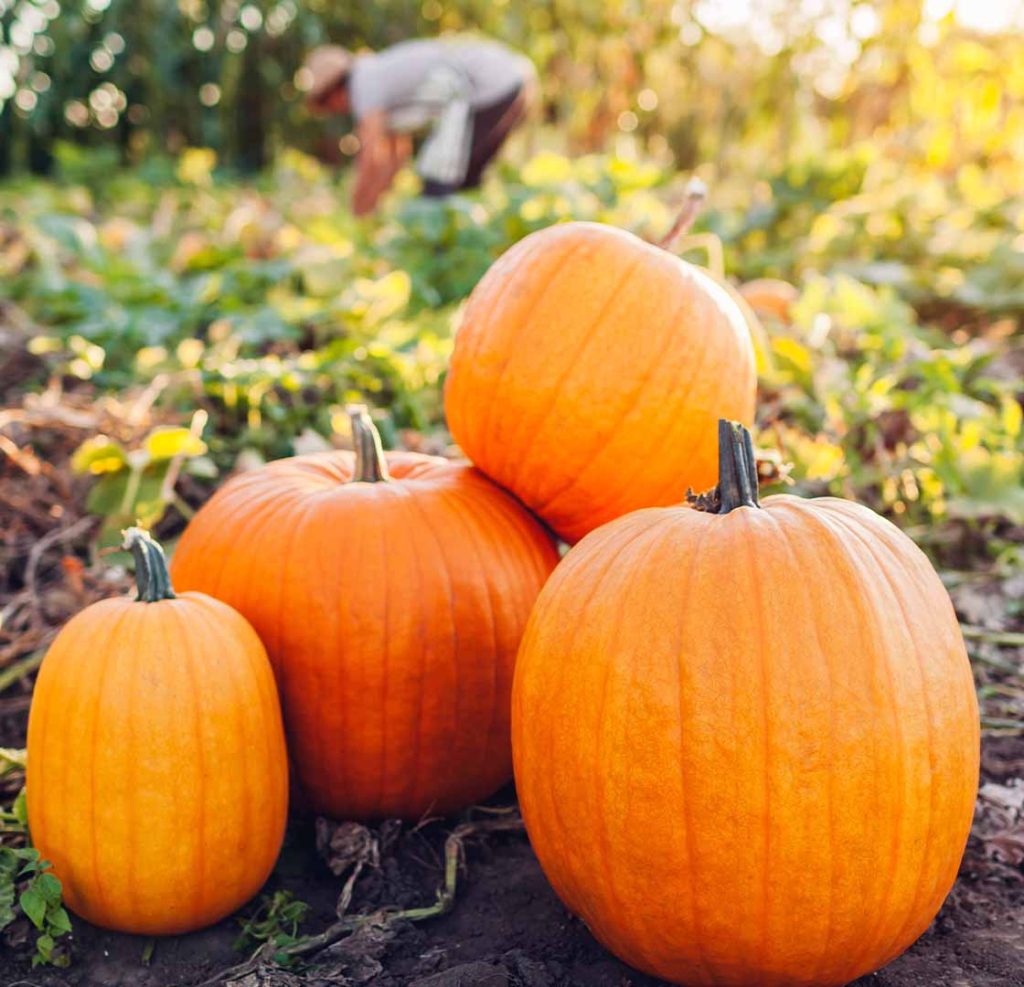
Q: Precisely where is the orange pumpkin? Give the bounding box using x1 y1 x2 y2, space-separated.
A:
739 277 799 322
444 221 757 543
27 528 288 935
512 421 979 987
171 407 559 821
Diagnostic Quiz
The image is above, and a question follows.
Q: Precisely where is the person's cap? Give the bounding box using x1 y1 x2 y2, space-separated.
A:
302 45 354 101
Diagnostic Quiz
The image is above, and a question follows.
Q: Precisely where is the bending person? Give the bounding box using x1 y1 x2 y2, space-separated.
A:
303 37 535 215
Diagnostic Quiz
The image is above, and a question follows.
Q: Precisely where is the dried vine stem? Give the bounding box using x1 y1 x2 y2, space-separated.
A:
199 814 525 986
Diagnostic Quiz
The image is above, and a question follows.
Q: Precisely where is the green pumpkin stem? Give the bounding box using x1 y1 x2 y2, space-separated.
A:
688 420 761 513
347 404 390 483
123 527 177 603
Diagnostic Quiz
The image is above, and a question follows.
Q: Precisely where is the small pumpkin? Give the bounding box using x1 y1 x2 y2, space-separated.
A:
27 528 288 936
512 421 979 987
171 407 559 821
444 220 757 543
739 277 799 322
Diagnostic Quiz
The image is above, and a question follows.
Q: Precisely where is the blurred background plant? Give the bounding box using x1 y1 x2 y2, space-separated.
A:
2 146 1019 549
1 0 1021 179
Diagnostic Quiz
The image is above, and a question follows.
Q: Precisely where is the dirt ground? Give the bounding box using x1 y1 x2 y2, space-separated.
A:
1 729 1022 987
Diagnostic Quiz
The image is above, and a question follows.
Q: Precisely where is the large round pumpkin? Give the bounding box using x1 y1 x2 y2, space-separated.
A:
512 421 979 987
171 407 559 821
444 221 757 543
27 528 288 935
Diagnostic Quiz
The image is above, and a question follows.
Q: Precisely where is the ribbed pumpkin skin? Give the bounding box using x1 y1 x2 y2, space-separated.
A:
512 496 979 987
444 222 757 543
27 593 288 935
171 451 560 821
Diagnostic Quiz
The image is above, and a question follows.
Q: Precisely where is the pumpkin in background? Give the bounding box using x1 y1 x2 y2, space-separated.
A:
171 406 559 821
740 277 799 322
512 420 979 987
444 220 757 543
27 528 288 936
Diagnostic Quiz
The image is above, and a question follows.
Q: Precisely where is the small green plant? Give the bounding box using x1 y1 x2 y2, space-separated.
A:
0 847 73 968
0 748 28 835
71 414 215 546
234 890 311 965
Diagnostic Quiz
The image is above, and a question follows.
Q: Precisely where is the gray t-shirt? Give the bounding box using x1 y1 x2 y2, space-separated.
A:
349 38 532 125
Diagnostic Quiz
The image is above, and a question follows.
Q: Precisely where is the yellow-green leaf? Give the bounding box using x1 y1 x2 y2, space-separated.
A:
144 428 207 462
71 436 127 476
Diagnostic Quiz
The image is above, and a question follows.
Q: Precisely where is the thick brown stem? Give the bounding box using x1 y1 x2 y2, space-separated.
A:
688 420 760 513
123 527 176 602
716 419 760 513
347 404 390 483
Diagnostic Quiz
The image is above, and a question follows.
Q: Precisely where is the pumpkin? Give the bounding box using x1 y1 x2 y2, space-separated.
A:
512 421 979 987
26 528 288 936
739 277 799 322
171 406 559 821
444 221 757 543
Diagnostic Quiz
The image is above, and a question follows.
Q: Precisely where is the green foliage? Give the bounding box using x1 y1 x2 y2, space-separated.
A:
0 150 666 470
2 0 1020 191
0 750 28 835
234 889 311 965
71 419 214 546
1 146 1020 552
713 153 1024 314
0 847 73 968
760 274 1023 527
383 153 667 309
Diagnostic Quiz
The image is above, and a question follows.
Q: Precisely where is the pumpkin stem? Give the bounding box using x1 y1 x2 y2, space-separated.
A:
715 419 760 513
347 404 391 483
123 527 177 603
688 420 761 514
658 177 708 251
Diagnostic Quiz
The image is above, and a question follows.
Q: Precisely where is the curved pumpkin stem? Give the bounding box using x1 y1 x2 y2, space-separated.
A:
347 404 391 483
658 177 708 251
123 527 177 603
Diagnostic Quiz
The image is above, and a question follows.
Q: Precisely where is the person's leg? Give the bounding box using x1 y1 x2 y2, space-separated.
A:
460 86 528 189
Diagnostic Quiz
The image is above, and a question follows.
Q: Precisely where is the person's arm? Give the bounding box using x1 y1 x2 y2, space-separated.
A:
388 132 413 176
352 111 403 217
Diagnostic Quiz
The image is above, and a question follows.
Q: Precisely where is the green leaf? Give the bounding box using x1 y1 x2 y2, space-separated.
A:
12 788 28 828
20 885 47 929
71 436 127 476
0 748 26 771
36 873 63 904
16 848 40 871
87 465 172 533
86 472 131 517
48 906 72 936
0 873 17 931
34 932 54 956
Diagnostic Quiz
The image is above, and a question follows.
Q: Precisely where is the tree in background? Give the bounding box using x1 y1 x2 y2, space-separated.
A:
0 0 1021 179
